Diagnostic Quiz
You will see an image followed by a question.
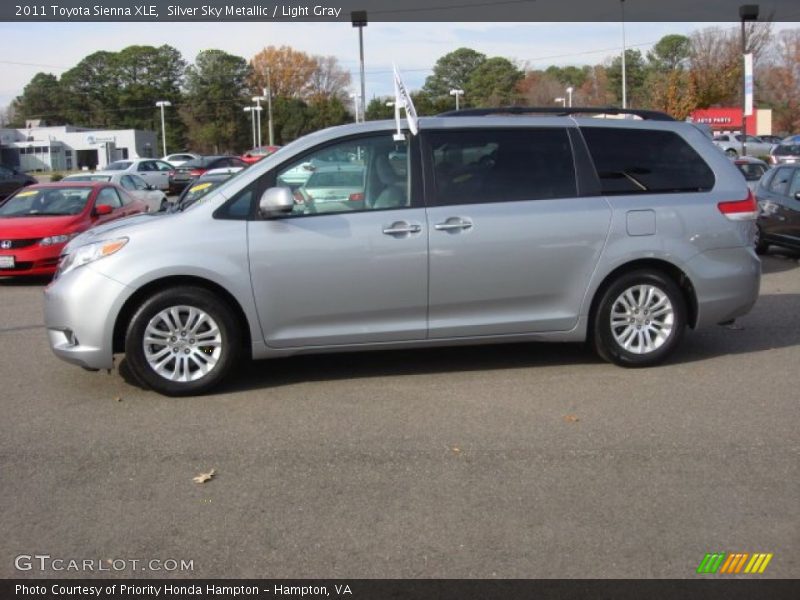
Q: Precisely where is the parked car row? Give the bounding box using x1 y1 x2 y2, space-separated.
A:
168 155 248 194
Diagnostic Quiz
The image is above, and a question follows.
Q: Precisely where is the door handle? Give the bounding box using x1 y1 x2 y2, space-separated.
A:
383 222 421 235
434 218 472 231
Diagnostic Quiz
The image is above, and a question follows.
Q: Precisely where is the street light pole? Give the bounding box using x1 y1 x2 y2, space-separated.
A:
739 4 759 157
620 0 627 109
265 78 274 147
155 100 171 157
351 11 368 123
350 93 360 123
252 96 265 148
449 89 464 110
243 106 256 148
566 86 574 107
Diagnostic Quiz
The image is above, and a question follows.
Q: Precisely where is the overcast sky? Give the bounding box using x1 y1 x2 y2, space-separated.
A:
0 21 797 111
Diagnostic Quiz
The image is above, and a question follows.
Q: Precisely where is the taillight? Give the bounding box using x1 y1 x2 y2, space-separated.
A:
189 169 205 177
718 190 758 221
292 190 305 204
169 170 175 177
349 192 364 202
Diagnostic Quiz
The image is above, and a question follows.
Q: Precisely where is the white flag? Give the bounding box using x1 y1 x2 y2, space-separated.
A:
393 64 418 135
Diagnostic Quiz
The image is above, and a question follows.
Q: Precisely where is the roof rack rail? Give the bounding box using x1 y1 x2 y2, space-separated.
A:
437 106 675 121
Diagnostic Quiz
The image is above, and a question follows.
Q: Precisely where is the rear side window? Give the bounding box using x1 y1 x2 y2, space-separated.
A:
427 128 577 206
581 128 715 195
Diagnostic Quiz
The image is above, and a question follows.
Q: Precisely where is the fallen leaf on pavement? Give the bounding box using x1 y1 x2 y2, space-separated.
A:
193 469 216 484
563 415 580 423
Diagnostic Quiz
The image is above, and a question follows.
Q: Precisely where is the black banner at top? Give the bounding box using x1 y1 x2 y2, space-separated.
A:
3 0 800 22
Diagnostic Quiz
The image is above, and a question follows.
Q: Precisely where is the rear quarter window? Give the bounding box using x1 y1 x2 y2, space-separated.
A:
581 128 716 195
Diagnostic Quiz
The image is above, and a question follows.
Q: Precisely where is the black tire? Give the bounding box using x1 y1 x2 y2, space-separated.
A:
725 148 738 158
754 225 769 255
124 286 241 396
159 198 167 212
592 270 686 367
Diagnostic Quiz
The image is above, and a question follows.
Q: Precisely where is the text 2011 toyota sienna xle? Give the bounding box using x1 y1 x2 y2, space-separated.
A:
44 109 760 396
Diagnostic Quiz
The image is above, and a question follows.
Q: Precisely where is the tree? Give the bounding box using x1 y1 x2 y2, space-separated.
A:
689 23 772 108
423 47 487 101
465 57 523 106
757 29 800 134
60 51 119 128
183 50 252 153
308 55 351 102
544 65 589 88
647 35 691 72
365 97 395 120
250 46 318 99
517 70 566 106
648 69 697 120
12 73 66 124
606 49 648 107
56 45 186 147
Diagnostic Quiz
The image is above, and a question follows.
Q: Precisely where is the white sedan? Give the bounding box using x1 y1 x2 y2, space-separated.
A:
162 153 200 167
63 172 168 212
103 158 174 191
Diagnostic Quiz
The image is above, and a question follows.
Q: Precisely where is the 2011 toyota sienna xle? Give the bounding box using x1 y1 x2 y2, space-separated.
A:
44 108 761 396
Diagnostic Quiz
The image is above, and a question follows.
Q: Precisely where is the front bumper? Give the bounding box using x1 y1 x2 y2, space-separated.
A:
44 266 132 370
0 244 63 276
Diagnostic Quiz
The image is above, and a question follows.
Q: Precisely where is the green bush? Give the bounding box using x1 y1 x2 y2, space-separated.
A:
49 172 64 182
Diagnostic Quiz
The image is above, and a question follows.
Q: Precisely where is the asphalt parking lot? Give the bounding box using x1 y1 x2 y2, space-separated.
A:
0 252 798 579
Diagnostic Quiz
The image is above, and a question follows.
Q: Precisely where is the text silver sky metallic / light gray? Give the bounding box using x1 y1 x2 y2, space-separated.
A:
44 110 761 396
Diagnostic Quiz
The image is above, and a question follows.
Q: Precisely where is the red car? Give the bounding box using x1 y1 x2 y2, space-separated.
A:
240 146 281 164
0 182 148 277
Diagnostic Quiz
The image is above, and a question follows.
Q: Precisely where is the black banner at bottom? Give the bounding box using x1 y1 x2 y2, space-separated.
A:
3 579 800 600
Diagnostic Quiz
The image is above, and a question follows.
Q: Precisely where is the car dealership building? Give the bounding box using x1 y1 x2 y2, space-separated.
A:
0 122 158 172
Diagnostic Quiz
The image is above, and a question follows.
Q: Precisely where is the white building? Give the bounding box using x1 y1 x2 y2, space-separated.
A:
0 123 158 172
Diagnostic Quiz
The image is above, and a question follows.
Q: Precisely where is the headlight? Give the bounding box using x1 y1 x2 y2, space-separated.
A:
39 233 76 246
55 237 128 279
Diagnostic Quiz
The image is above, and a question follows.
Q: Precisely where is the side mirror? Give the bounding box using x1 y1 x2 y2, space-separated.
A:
795 192 800 201
94 204 113 217
258 187 294 217
146 184 155 190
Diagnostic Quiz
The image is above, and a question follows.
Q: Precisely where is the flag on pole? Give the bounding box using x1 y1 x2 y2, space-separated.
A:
393 64 418 136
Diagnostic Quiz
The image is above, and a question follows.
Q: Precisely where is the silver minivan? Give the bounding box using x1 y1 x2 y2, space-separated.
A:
44 110 761 396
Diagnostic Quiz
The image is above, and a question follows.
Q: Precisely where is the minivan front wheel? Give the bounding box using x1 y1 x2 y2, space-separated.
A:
593 271 686 367
125 286 241 396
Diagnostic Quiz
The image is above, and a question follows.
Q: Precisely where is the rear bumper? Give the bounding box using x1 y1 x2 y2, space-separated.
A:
44 266 132 370
688 246 761 328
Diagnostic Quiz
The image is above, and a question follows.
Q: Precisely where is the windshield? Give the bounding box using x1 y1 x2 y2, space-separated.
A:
736 163 767 181
106 161 132 170
64 174 112 182
774 144 800 156
0 187 92 216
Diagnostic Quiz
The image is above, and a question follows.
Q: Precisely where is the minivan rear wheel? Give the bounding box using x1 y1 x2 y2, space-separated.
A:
593 271 686 367
124 286 241 396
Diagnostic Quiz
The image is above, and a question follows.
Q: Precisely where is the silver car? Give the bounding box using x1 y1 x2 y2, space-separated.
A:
713 134 774 158
44 111 761 396
63 172 168 212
